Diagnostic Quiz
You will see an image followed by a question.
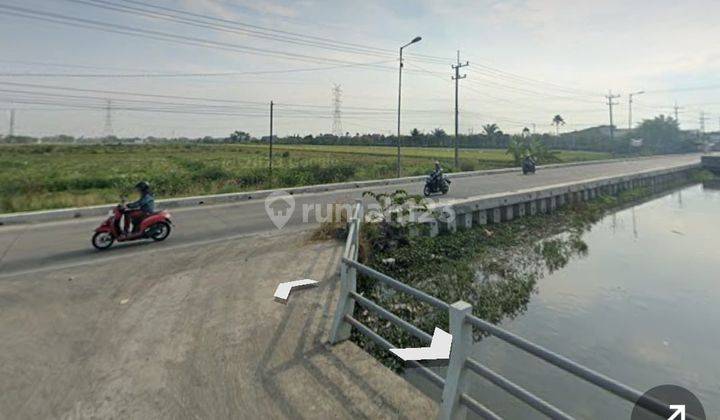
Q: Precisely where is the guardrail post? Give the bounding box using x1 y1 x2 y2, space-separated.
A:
492 208 502 223
538 198 548 214
517 203 526 218
429 220 440 237
475 210 487 225
528 201 537 216
329 260 354 343
504 205 514 221
329 204 361 344
439 301 473 420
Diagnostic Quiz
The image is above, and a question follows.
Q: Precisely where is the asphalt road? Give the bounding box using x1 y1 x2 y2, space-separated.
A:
0 230 436 419
0 154 700 278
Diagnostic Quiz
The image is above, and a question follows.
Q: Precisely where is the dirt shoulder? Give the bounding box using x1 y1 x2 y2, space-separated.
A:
0 231 435 419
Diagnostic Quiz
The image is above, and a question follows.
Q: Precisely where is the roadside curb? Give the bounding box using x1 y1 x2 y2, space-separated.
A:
0 154 693 225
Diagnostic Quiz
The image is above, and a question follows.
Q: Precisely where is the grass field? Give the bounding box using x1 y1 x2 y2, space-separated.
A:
0 143 611 213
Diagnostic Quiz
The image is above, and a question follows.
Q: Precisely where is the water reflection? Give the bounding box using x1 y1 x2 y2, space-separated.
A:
462 184 720 418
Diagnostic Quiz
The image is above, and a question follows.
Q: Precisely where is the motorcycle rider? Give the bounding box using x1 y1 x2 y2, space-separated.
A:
522 152 536 170
124 181 155 234
430 160 443 183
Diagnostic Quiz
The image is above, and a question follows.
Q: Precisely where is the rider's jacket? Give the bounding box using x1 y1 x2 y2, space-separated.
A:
430 168 443 181
127 193 155 213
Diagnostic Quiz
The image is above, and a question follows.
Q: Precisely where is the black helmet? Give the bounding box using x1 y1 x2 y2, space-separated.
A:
135 181 150 192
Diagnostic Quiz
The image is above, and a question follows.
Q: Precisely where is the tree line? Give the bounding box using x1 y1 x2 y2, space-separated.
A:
1 114 706 155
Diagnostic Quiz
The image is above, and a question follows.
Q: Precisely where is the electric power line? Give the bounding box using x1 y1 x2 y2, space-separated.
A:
0 4 400 70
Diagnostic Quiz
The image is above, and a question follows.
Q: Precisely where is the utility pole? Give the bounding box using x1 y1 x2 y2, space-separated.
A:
452 50 469 169
269 100 274 188
8 108 15 136
396 36 422 178
628 90 644 130
605 91 621 141
673 102 683 126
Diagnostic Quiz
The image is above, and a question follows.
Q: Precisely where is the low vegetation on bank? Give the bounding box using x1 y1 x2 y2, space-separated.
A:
0 143 609 213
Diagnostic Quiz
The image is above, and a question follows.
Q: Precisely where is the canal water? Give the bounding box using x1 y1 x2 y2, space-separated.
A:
466 183 720 418
412 183 720 418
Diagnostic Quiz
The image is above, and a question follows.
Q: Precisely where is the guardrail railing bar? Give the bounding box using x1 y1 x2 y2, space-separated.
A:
343 258 450 311
458 394 502 420
464 358 572 420
344 314 502 420
465 314 673 418
343 314 444 387
353 199 362 261
342 221 356 259
349 290 433 343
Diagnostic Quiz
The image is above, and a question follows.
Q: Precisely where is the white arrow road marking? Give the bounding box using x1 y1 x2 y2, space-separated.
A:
273 279 318 303
669 405 685 420
389 327 452 361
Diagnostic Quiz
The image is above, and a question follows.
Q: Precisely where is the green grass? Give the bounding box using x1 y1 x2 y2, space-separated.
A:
243 143 608 162
0 143 611 213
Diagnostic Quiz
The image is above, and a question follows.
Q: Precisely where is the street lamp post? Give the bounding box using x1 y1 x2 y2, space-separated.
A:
628 90 644 130
396 36 422 178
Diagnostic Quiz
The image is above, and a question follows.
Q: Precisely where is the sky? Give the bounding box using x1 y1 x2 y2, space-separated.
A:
0 0 718 138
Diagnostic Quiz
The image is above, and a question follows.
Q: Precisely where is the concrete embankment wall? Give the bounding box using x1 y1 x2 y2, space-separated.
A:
701 155 720 174
420 162 700 236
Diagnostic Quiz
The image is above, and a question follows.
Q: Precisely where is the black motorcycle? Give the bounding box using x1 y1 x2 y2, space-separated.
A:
522 157 536 175
424 173 451 196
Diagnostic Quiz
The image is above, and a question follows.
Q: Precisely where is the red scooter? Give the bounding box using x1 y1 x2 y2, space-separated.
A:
92 202 173 250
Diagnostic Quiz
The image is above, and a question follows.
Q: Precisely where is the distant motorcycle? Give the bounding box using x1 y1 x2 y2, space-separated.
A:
424 173 451 196
92 202 173 250
522 157 536 175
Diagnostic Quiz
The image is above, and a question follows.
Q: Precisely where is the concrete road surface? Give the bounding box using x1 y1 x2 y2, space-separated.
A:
0 154 699 278
0 231 436 419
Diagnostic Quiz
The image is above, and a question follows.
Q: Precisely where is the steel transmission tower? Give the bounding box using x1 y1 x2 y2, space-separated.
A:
104 99 113 137
699 111 710 134
8 108 15 136
673 102 683 126
331 84 343 136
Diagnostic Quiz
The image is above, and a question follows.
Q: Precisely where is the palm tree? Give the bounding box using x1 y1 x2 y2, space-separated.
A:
552 115 565 136
482 123 499 137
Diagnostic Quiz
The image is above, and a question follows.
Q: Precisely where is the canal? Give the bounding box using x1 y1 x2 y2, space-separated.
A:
465 182 720 418
406 182 719 418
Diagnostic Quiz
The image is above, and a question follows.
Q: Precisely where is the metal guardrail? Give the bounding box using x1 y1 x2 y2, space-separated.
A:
329 201 682 419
